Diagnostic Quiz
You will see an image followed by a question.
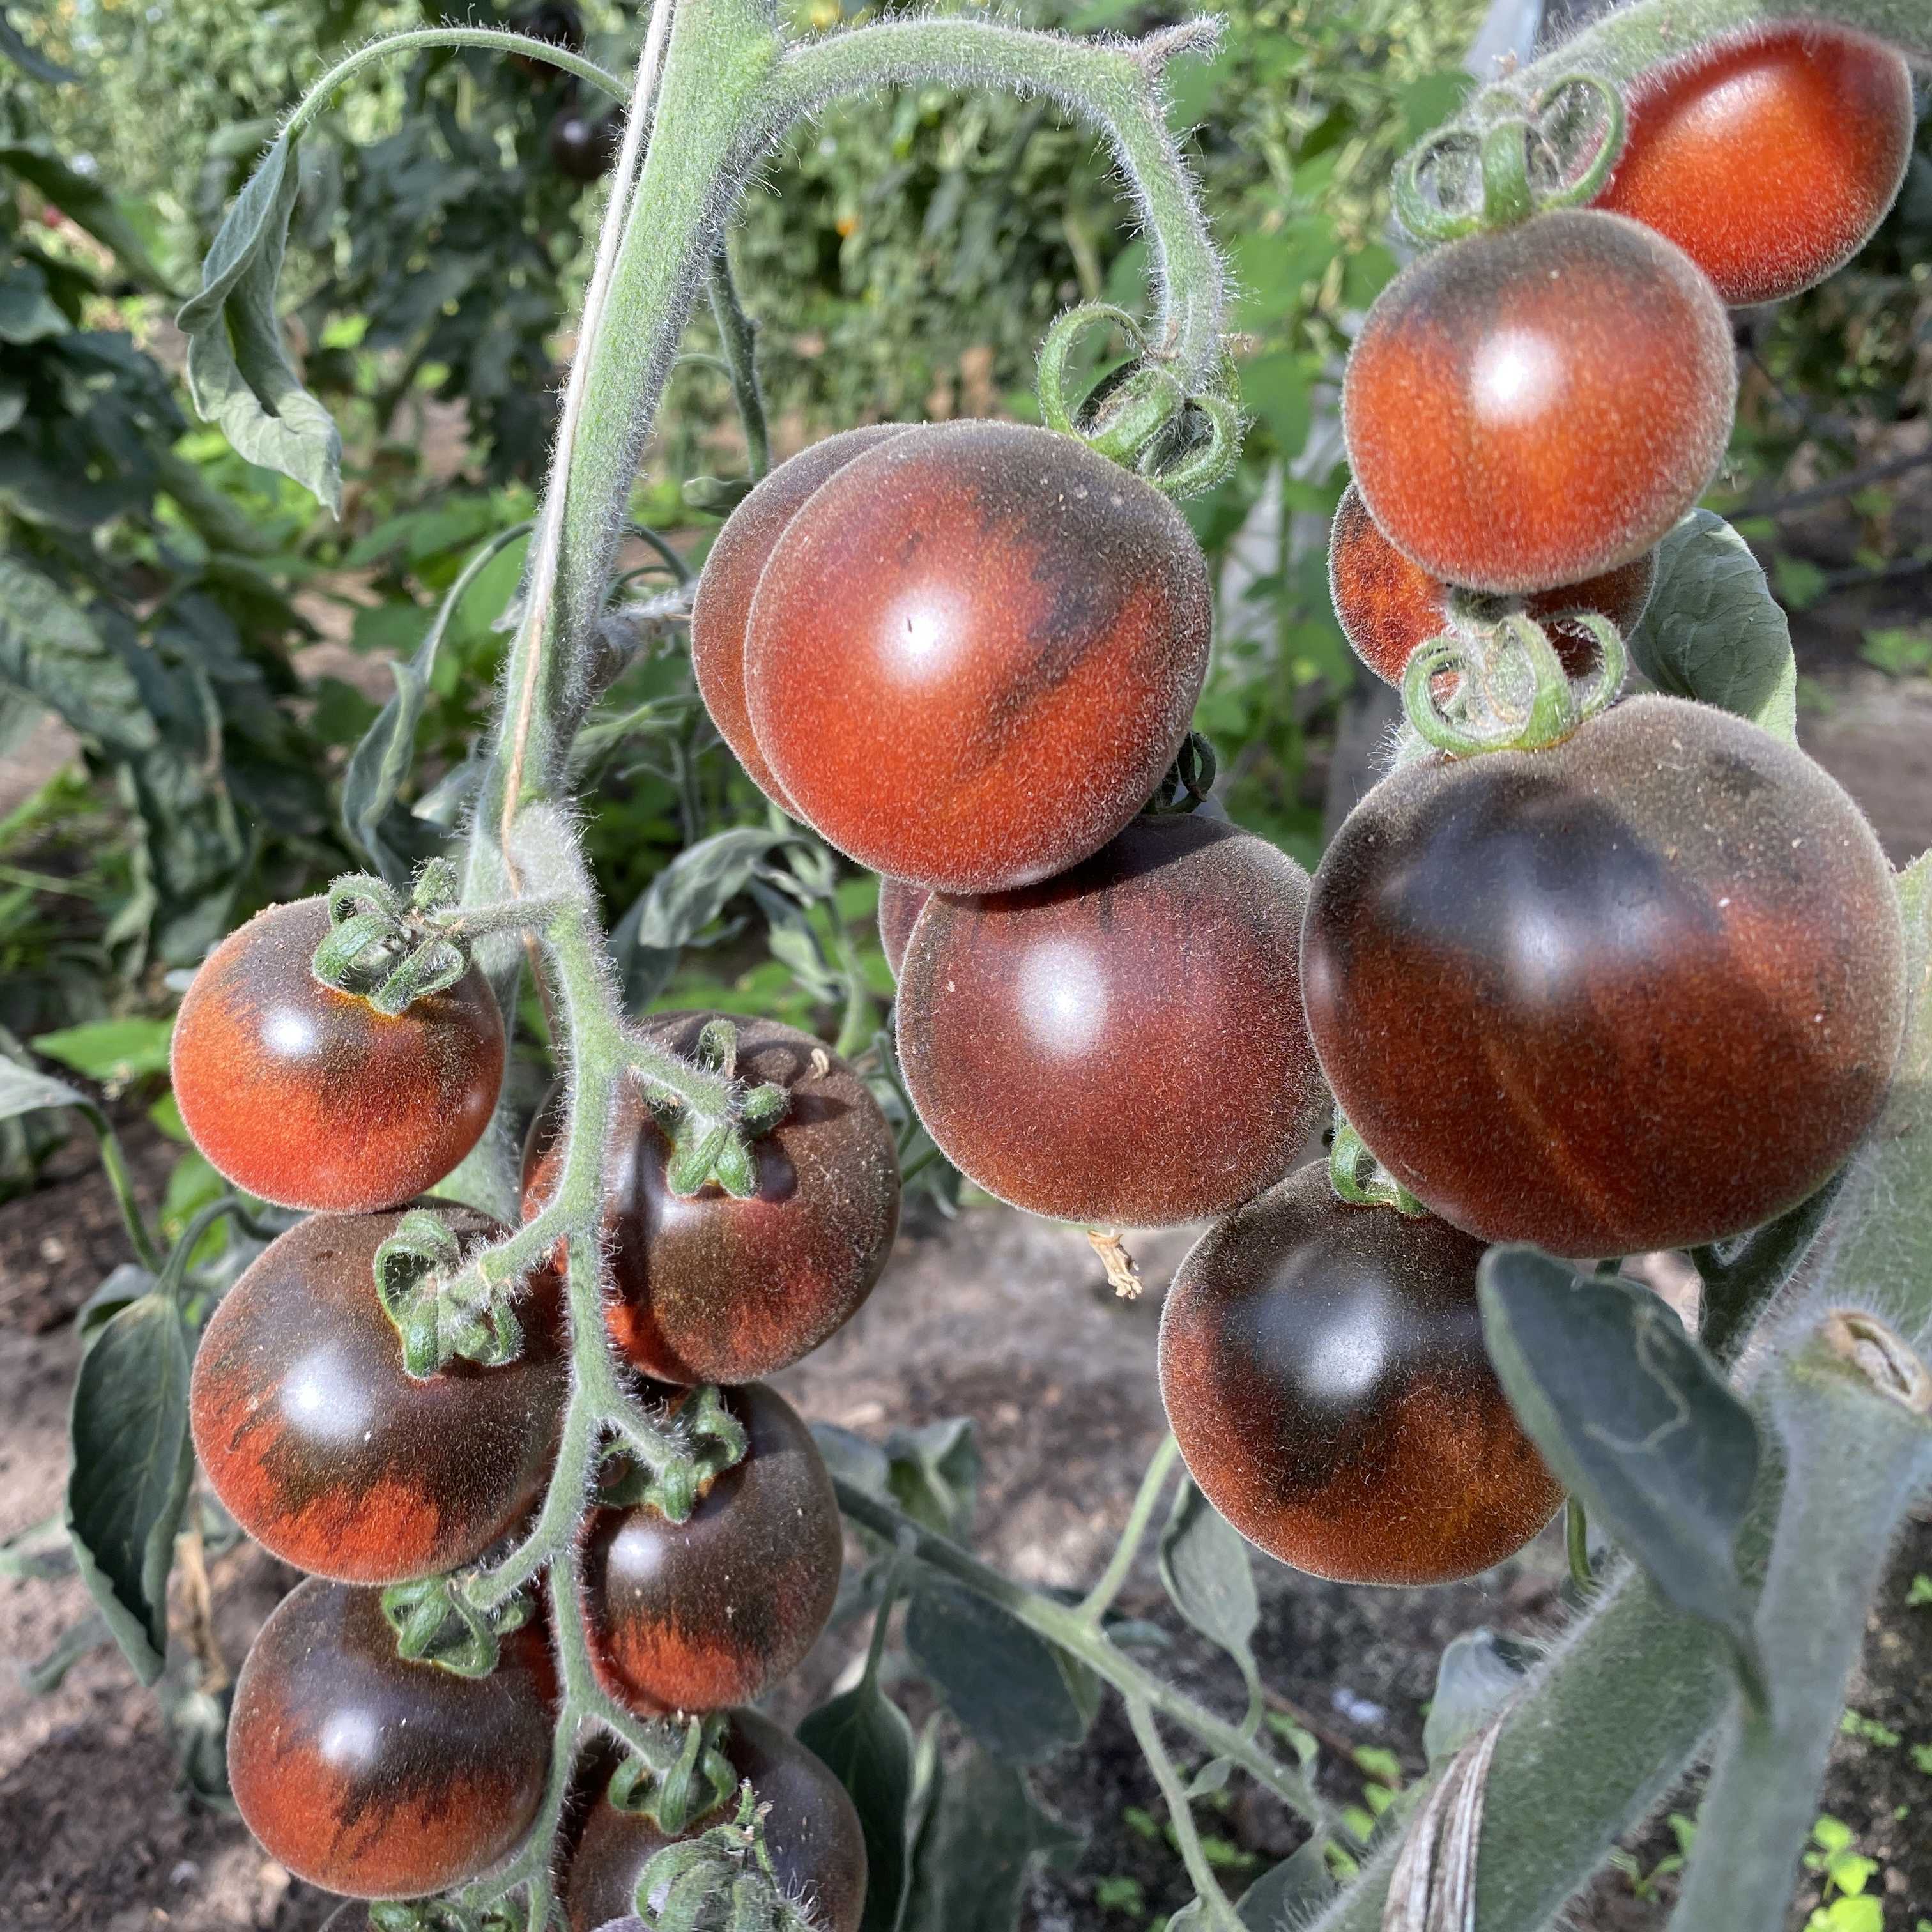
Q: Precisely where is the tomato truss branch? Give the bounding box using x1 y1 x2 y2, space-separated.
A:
832 1476 1334 1833
1126 1695 1248 1932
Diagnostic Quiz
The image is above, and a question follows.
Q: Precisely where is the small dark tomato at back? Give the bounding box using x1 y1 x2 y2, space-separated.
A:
228 1577 555 1899
171 896 504 1213
564 1706 867 1932
1159 1162 1563 1584
523 1012 899 1385
896 811 1328 1227
191 1206 566 1583
581 1383 843 1715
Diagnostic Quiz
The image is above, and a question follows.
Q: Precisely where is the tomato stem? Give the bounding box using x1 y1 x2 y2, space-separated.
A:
1074 1433 1182 1627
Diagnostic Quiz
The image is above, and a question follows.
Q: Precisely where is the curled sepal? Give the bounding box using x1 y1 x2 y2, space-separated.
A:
1402 610 1623 760
608 1714 739 1836
1146 730 1220 815
1328 1117 1425 1217
643 1383 751 1523
630 1786 819 1932
313 867 475 1015
374 1208 523 1377
379 1574 531 1679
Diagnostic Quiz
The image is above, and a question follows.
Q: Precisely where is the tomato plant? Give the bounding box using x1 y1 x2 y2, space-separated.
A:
522 1012 900 1384
564 1708 868 1932
548 106 620 181
1342 208 1737 594
1303 695 1906 1255
582 1383 842 1715
1595 23 1916 305
743 420 1213 893
227 1576 556 1899
896 810 1326 1227
1160 1163 1563 1584
190 1206 567 1584
170 896 505 1213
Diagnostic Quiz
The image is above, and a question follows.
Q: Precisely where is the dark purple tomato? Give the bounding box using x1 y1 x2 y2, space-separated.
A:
691 425 913 812
564 1708 866 1932
228 1577 555 1899
1158 1162 1563 1584
896 813 1327 1227
1328 481 1657 687
1303 695 1906 1255
1342 209 1736 594
1596 24 1915 306
581 1383 841 1716
877 875 931 979
521 1013 899 1385
744 420 1213 893
171 897 504 1214
548 109 620 181
190 1207 566 1584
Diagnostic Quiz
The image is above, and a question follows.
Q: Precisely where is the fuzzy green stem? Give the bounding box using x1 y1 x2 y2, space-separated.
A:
1076 1434 1181 1627
707 245 771 480
1126 1696 1245 1932
833 1475 1331 1830
84 1110 165 1276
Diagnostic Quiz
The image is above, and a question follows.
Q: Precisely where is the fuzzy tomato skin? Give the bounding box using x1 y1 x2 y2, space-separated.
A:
171 897 504 1213
744 420 1213 894
1328 482 1658 686
1342 210 1736 595
581 1384 842 1715
1595 25 1915 307
521 1013 899 1385
691 425 912 811
1303 696 1906 1255
227 1577 555 1899
1160 1163 1561 1584
190 1207 566 1584
896 812 1327 1227
877 875 931 979
564 1708 867 1932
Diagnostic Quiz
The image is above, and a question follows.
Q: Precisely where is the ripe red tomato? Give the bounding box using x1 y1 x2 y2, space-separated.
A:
1303 696 1906 1255
522 1013 899 1384
581 1383 841 1715
228 1576 555 1899
877 875 931 979
1595 25 1915 307
564 1708 867 1932
744 420 1213 893
1328 481 1657 687
691 424 912 811
1158 1162 1563 1584
1342 210 1736 595
896 812 1327 1227
191 1207 566 1584
171 897 504 1213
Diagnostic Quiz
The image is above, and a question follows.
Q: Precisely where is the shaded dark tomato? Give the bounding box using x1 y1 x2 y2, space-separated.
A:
229 1577 555 1899
1327 481 1657 687
877 875 931 979
581 1384 842 1715
1595 25 1915 307
548 109 620 181
744 420 1213 893
691 424 913 812
1303 695 1906 1255
1158 1162 1562 1584
896 813 1326 1227
522 1013 899 1384
1341 210 1736 595
191 1207 566 1584
564 1707 866 1932
171 897 503 1213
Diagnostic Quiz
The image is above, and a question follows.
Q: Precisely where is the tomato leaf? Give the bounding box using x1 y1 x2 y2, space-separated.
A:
0 1042 98 1126
1423 1626 1529 1766
0 131 173 291
1478 1248 1766 1698
899 1747 1081 1932
31 1016 173 1085
797 1679 916 1932
0 12 80 84
1158 1476 1262 1715
65 1289 197 1684
904 1574 1095 1765
883 1416 981 1540
1626 510 1797 742
1237 1839 1335 1925
178 133 342 516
